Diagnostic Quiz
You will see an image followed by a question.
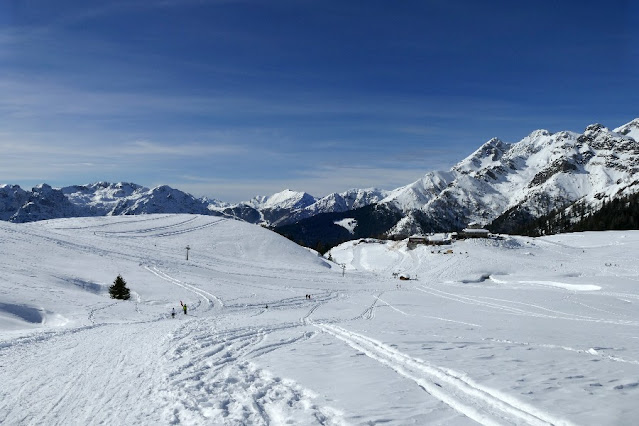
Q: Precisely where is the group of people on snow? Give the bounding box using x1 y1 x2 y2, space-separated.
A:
170 294 314 318
170 302 188 318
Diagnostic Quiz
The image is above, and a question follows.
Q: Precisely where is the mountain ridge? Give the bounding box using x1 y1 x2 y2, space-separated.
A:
1 118 638 246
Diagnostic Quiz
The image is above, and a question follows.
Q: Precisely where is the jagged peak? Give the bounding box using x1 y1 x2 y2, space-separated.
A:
508 128 562 157
306 188 387 213
31 184 61 196
150 184 174 192
454 137 510 173
528 129 552 138
0 183 25 191
584 123 608 135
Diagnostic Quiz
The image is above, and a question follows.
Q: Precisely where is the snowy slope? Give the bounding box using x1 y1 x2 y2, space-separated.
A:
2 215 639 425
614 118 639 142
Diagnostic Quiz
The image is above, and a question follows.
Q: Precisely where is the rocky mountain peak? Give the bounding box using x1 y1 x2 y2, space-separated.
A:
454 137 510 174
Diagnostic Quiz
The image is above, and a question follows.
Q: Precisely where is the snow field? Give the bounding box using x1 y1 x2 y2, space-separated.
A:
1 215 639 425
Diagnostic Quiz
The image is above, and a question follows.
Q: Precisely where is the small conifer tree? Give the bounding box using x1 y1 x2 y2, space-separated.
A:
109 274 131 300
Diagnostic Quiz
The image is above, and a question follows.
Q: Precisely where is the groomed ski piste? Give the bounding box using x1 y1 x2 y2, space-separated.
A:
1 215 638 425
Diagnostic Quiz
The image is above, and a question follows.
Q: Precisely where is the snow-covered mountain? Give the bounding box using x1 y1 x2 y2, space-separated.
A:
0 183 225 223
249 189 317 210
61 182 146 215
211 188 388 227
305 188 388 216
1 119 638 241
377 120 639 236
0 184 29 221
7 184 83 223
108 185 214 216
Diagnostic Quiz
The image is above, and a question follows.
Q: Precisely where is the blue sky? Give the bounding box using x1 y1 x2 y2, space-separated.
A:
1 0 637 202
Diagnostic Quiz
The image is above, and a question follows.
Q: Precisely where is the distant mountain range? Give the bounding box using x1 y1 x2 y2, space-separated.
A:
2 118 638 248
0 182 215 223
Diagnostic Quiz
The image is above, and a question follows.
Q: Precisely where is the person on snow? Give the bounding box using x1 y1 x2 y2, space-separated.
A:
171 308 176 318
183 304 187 315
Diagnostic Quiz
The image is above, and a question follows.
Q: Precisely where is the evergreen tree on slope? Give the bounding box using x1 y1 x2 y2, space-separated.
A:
109 274 131 300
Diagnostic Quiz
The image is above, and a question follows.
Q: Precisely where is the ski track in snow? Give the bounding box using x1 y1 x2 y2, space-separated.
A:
0 321 175 425
481 337 639 366
145 265 224 309
162 319 344 425
374 295 483 327
314 323 573 426
96 217 226 238
415 285 639 327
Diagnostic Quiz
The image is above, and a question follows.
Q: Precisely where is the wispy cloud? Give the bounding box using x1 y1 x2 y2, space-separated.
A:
121 140 247 156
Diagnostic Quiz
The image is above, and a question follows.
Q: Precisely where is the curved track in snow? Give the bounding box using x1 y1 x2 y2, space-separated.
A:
315 323 572 426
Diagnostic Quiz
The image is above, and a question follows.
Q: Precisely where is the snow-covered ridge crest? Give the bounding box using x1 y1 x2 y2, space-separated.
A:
250 189 317 210
212 187 389 227
613 118 639 141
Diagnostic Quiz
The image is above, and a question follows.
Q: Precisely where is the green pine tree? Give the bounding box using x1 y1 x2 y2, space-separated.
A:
109 274 131 300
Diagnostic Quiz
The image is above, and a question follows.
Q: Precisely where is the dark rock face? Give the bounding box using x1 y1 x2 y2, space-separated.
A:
10 184 81 223
0 185 29 221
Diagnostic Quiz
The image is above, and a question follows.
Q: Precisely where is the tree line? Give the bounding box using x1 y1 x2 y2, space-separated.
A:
502 192 639 237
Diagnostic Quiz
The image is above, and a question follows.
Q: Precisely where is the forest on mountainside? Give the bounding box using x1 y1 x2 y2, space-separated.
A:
495 192 639 237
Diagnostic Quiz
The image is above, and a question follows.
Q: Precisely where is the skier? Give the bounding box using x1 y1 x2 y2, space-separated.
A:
171 308 175 318
183 304 187 315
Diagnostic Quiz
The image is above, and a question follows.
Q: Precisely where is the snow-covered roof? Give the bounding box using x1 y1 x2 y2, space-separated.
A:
462 228 490 234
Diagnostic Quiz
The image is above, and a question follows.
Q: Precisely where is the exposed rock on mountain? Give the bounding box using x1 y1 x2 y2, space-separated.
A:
0 184 29 221
10 184 81 223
